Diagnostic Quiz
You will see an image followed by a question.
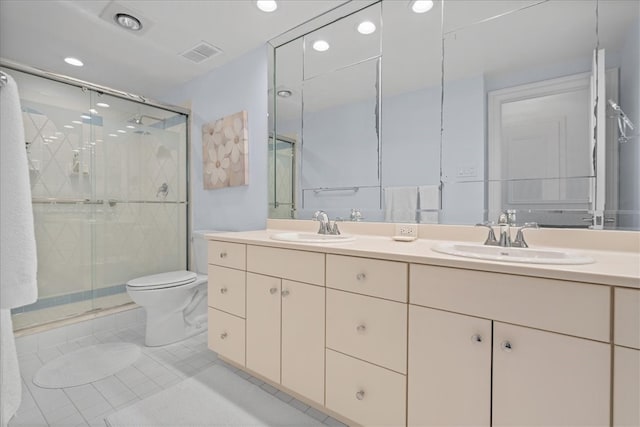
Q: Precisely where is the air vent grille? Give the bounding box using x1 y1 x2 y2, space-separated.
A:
181 42 222 63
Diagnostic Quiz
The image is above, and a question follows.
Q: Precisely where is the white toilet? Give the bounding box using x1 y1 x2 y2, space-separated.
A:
126 230 213 346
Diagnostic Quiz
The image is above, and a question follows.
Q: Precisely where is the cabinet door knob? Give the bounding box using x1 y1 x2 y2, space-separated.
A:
355 390 365 400
219 252 227 259
500 340 512 352
356 324 367 333
269 287 278 295
356 273 366 281
220 287 228 294
220 332 228 340
281 289 290 297
471 334 482 343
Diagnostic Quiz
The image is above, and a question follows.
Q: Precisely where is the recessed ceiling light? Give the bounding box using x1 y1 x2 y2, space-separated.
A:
64 57 84 67
357 21 376 35
64 125 74 129
126 125 136 129
411 0 434 13
89 108 98 114
109 134 118 137
115 13 142 31
277 90 292 98
81 114 91 120
72 120 82 124
256 0 277 12
96 139 103 142
313 40 330 52
117 129 126 133
96 102 110 108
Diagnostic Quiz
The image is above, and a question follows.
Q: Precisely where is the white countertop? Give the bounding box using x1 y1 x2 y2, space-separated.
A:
206 229 640 289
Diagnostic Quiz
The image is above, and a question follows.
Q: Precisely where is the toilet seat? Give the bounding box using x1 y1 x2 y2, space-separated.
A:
126 270 197 291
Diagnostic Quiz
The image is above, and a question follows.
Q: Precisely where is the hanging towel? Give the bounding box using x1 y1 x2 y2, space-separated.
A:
384 186 418 222
418 185 440 224
0 309 21 427
0 72 37 310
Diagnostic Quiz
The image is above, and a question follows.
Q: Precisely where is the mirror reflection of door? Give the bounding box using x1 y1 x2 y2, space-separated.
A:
488 67 618 227
268 135 296 219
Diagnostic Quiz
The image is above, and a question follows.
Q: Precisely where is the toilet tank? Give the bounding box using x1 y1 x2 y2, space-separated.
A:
191 230 219 274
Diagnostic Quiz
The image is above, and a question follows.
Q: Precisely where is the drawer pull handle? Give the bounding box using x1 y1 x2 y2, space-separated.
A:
501 340 512 352
356 324 367 333
281 289 290 297
355 390 365 401
220 287 228 294
220 332 228 340
219 252 227 259
356 273 366 281
269 287 278 295
471 334 482 343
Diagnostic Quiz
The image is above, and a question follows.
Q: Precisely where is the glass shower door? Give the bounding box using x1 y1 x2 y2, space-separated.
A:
5 67 188 330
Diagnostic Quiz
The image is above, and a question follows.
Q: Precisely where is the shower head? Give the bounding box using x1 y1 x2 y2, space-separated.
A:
127 114 164 126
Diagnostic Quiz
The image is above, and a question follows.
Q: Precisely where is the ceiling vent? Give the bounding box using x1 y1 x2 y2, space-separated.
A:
181 42 223 63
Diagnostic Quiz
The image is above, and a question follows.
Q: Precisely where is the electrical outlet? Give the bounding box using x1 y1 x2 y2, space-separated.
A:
395 223 417 237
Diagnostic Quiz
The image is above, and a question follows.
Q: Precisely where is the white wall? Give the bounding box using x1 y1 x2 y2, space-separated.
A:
161 46 269 232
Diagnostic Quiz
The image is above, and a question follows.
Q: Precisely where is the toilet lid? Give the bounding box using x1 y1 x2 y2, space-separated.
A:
126 270 197 290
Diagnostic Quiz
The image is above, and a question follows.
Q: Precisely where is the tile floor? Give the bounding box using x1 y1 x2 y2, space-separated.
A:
9 323 347 427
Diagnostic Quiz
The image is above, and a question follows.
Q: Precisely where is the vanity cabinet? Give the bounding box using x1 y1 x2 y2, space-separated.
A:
613 287 640 427
409 264 611 427
245 246 325 406
207 241 247 366
408 306 491 427
325 255 408 427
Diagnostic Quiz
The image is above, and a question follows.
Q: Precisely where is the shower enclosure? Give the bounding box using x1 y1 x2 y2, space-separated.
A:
2 65 189 331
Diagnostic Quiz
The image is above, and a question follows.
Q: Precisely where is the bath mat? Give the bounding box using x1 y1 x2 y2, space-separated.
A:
33 343 140 388
105 364 323 427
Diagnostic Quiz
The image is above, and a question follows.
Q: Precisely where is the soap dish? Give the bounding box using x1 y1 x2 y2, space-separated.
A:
392 235 417 242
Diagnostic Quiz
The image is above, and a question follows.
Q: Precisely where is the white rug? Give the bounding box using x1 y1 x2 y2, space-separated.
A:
33 343 140 388
105 364 324 427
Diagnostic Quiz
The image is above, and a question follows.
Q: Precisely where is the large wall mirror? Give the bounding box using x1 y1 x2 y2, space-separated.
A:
268 0 639 230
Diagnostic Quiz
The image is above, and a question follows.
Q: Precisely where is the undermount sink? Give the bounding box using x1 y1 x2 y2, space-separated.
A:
270 232 356 243
432 242 595 265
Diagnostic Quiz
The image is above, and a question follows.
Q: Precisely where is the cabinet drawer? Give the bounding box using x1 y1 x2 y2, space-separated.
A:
208 265 245 318
327 289 407 373
208 308 245 366
410 264 610 342
326 349 406 427
326 254 407 302
208 241 246 270
247 245 324 286
615 287 640 349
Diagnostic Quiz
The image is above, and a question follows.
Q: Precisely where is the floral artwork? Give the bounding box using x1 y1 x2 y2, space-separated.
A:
202 111 248 189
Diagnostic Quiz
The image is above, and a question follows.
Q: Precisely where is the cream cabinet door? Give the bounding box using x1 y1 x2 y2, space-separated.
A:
281 280 325 406
614 346 640 427
408 306 491 427
493 322 610 426
246 273 281 384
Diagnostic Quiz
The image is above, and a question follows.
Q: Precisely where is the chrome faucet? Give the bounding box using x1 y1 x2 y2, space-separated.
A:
497 211 512 247
312 210 330 234
313 210 342 235
350 208 363 222
478 210 539 248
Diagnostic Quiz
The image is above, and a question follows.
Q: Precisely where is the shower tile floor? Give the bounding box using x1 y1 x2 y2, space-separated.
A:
10 322 346 427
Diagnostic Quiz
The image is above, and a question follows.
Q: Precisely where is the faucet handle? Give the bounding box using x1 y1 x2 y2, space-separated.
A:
330 217 343 235
512 222 539 248
475 222 498 246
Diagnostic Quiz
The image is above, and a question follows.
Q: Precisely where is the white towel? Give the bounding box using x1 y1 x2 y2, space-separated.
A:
384 186 418 222
0 309 21 427
418 185 440 224
0 72 37 310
